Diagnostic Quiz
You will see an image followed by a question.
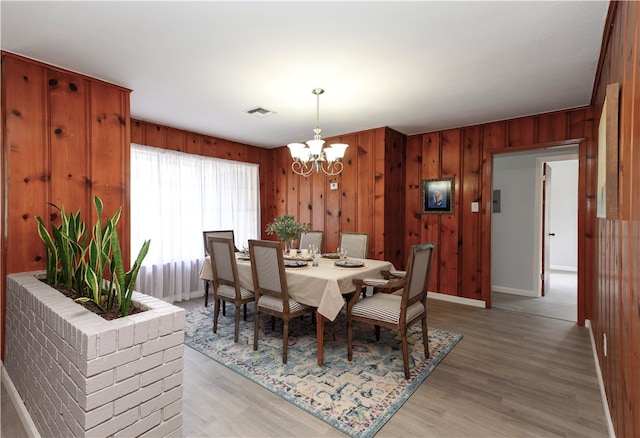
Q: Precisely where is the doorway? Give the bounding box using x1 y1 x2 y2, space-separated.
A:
491 149 578 322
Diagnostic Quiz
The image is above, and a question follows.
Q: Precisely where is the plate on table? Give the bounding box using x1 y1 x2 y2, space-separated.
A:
284 260 308 268
334 260 365 268
322 253 341 259
236 254 251 261
284 255 313 261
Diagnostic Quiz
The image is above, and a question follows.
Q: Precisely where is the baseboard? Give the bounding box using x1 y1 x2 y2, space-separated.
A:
585 320 616 438
427 291 486 308
1 362 41 438
492 285 537 297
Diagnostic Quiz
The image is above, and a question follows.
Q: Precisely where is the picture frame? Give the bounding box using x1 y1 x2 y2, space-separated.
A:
422 177 454 214
596 82 620 219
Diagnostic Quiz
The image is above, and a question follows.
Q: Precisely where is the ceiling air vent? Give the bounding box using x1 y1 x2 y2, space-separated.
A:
245 106 276 118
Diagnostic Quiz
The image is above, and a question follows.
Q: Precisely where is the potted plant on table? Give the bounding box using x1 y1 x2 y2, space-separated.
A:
265 214 310 254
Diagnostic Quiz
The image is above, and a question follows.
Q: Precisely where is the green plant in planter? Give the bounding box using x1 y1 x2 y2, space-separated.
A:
36 196 150 318
265 214 310 249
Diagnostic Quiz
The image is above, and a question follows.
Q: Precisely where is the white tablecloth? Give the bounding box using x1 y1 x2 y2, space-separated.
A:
200 255 393 321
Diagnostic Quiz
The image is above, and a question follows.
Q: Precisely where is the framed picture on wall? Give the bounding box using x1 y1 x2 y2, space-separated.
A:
422 177 454 214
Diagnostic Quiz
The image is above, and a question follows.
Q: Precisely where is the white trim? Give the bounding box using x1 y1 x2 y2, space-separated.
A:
585 320 616 438
427 291 486 308
1 362 41 438
492 285 537 297
550 265 578 272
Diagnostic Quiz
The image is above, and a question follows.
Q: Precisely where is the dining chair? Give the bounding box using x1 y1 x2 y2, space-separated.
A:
207 236 255 342
248 239 315 363
348 242 435 379
203 230 238 307
339 232 369 259
299 231 324 253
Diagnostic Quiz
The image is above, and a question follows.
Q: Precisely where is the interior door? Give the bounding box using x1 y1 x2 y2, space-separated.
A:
541 163 553 296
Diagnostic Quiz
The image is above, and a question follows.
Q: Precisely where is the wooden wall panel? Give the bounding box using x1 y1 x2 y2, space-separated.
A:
410 108 591 303
47 70 89 213
439 129 461 296
186 132 203 156
131 119 144 144
1 52 131 358
144 123 166 148
382 128 405 264
2 55 49 275
404 135 422 260
166 127 186 152
459 127 481 299
88 82 130 267
589 1 640 436
421 132 441 292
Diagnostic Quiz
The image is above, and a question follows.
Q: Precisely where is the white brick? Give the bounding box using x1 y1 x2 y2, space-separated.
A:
110 319 134 349
163 371 183 392
142 412 182 438
114 381 163 415
140 386 182 418
97 327 117 356
141 331 184 356
83 345 141 377
141 358 182 387
115 410 162 438
163 398 182 421
134 318 150 344
69 398 113 429
116 351 163 382
81 375 140 411
173 309 185 331
163 344 184 363
157 310 176 336
85 409 139 437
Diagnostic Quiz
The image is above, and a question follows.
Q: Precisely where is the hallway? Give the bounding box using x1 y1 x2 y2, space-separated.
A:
492 270 577 322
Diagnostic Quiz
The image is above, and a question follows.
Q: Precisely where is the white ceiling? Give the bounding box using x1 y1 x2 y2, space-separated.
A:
1 1 609 149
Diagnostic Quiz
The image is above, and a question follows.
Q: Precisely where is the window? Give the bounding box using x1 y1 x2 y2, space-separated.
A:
130 144 260 302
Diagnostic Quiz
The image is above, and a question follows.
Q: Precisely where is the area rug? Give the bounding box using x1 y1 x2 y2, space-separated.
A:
184 305 462 438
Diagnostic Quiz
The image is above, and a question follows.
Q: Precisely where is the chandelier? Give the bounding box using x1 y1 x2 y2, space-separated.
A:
287 88 348 177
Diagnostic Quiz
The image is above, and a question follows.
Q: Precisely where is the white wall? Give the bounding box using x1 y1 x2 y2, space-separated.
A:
491 148 578 296
548 160 578 271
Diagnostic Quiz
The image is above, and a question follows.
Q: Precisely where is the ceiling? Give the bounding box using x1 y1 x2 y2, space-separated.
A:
1 1 609 149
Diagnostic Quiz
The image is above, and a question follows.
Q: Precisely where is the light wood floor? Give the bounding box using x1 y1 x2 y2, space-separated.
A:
493 270 577 322
1 292 607 437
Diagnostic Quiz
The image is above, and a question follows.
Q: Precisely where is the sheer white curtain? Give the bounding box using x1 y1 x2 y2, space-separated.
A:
130 144 260 302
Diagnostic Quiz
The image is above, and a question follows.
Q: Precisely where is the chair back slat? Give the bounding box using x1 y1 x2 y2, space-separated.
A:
339 232 369 258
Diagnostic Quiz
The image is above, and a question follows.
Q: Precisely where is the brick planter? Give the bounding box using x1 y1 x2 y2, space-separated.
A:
4 272 185 437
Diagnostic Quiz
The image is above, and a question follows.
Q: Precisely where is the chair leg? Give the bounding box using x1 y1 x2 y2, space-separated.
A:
234 306 241 343
375 325 381 341
271 315 276 331
347 317 353 361
213 298 220 333
204 281 209 307
222 301 226 316
422 316 430 358
401 330 410 379
243 303 248 321
253 308 260 351
282 319 289 364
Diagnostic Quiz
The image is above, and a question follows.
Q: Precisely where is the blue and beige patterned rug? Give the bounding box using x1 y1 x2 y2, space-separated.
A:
184 305 462 438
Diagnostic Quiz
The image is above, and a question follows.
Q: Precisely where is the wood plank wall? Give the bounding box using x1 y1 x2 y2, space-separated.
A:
404 109 592 306
590 2 640 436
269 127 406 268
1 52 131 357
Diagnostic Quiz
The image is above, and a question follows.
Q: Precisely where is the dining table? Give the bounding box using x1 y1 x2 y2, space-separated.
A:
199 252 394 366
